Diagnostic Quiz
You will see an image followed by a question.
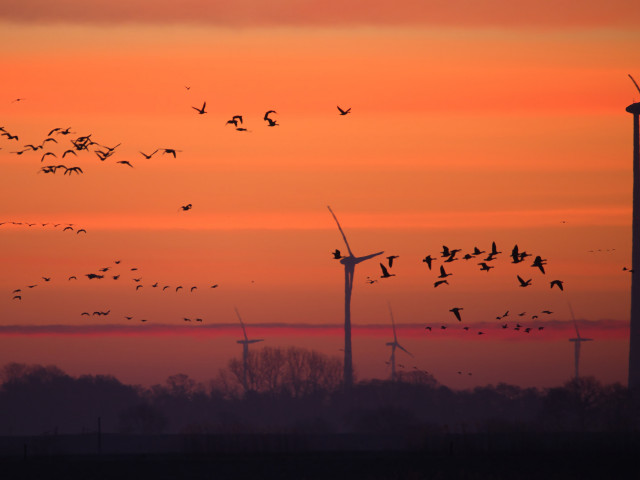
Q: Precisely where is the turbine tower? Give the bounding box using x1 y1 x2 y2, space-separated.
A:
568 303 593 379
234 307 264 391
386 303 413 382
626 74 640 391
328 206 384 389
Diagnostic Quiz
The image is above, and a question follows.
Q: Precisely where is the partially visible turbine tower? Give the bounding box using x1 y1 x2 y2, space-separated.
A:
328 206 384 389
568 303 593 379
626 74 640 391
386 303 413 382
234 307 264 391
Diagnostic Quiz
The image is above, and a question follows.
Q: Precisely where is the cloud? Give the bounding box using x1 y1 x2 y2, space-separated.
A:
2 1 639 28
0 319 627 341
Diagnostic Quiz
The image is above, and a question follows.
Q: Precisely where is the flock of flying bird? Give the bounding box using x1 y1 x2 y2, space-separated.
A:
9 258 219 323
335 241 567 336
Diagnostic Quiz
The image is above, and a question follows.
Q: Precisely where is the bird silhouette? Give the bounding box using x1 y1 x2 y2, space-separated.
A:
176 286 183 291
532 256 547 274
491 242 501 255
434 280 448 288
162 149 180 158
264 110 277 121
422 255 434 270
438 266 452 278
12 295 21 300
550 280 564 291
337 106 351 115
63 167 83 175
140 150 158 159
332 249 342 259
478 262 494 272
379 263 395 278
76 229 87 234
387 255 399 267
136 285 143 291
190 286 197 292
517 275 532 287
472 246 485 256
181 204 193 211
265 118 278 127
449 307 463 322
117 161 134 168
192 102 207 114
40 152 56 162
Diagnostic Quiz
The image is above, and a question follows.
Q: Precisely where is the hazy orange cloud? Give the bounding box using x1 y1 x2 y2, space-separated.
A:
1 1 639 27
0 319 626 341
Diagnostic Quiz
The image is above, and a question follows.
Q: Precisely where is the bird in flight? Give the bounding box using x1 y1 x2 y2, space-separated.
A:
265 117 278 127
140 150 158 159
449 307 463 322
337 106 351 116
332 249 342 259
434 280 448 288
192 102 207 114
226 115 243 127
531 256 546 274
41 152 56 162
517 275 532 287
379 263 395 278
76 229 87 234
478 262 494 272
438 266 452 279
550 280 564 291
85 273 104 279
162 149 180 158
12 295 21 300
63 167 83 175
181 204 193 211
117 161 134 168
386 255 399 267
422 255 433 270
264 110 277 121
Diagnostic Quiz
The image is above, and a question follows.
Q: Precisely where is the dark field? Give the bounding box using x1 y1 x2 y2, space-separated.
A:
1 433 637 479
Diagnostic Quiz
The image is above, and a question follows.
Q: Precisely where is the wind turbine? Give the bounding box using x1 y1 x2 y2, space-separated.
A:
567 303 593 379
386 303 413 382
234 307 264 391
625 74 640 391
328 206 384 389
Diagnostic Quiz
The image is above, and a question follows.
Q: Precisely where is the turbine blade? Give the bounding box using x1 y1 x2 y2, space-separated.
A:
327 206 354 257
397 343 413 358
630 74 640 95
353 251 385 264
567 301 581 339
388 302 397 342
234 306 249 341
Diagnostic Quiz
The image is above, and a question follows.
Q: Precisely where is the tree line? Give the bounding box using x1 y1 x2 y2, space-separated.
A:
0 347 637 436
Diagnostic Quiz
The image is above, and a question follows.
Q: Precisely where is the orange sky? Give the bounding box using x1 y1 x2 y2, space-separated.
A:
1 7 639 388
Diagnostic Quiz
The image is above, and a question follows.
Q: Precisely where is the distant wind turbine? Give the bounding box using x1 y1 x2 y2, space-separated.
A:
328 206 384 389
567 302 593 379
234 307 264 391
386 303 413 382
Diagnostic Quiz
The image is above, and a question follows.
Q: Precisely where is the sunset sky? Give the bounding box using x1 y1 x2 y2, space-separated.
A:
1 1 639 389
